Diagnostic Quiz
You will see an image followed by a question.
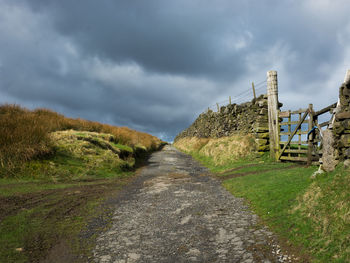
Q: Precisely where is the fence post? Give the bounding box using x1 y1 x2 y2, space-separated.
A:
307 104 314 166
252 82 256 100
267 71 279 159
216 103 220 112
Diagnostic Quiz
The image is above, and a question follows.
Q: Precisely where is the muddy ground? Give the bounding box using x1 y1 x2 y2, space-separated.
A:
0 175 136 263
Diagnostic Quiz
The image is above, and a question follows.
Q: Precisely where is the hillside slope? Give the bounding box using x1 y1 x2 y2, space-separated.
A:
0 104 165 262
0 104 165 178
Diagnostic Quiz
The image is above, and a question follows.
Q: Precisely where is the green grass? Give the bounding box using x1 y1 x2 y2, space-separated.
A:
216 161 295 177
223 165 316 228
188 150 279 173
0 179 77 197
0 209 34 263
112 143 133 153
178 144 350 262
289 144 308 149
0 132 140 262
183 150 254 173
222 164 350 262
0 191 103 262
0 106 163 262
2 143 134 182
0 171 134 262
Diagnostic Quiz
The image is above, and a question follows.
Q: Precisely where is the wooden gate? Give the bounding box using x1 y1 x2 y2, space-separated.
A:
277 102 337 164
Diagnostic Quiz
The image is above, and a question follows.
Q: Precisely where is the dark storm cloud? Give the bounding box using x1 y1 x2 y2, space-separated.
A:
30 0 345 82
27 0 248 80
0 0 349 141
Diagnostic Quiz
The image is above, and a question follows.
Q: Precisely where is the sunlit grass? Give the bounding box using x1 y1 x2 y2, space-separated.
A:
0 104 164 178
176 139 350 262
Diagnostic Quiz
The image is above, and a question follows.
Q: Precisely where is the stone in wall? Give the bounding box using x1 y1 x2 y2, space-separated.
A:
332 81 350 161
321 129 338 172
174 95 274 153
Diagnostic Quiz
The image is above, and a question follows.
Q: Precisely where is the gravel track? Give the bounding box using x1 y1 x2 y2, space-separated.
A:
93 146 292 263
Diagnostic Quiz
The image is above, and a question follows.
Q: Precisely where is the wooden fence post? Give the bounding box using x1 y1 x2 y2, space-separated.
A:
216 103 220 112
267 71 279 159
229 96 232 105
307 104 314 166
252 82 256 100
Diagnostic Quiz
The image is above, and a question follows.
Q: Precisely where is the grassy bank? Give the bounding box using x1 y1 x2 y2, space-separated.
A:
0 104 165 262
174 137 350 262
174 135 258 172
0 104 163 175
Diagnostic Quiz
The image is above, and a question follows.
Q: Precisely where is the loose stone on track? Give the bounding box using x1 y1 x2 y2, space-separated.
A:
93 145 289 262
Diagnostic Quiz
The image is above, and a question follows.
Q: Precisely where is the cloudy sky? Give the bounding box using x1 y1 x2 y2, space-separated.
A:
0 0 349 141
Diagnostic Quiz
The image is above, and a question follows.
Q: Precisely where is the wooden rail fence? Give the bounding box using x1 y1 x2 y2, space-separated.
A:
277 103 337 165
267 70 338 164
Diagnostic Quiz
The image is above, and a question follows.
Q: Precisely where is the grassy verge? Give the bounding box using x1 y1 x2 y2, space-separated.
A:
223 165 350 262
174 135 260 173
0 130 159 262
0 138 139 263
175 142 350 262
0 174 134 263
0 104 165 262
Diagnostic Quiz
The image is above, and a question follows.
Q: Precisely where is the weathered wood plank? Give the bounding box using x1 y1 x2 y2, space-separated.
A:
283 149 308 154
279 141 308 145
279 111 290 118
280 156 308 162
278 110 309 160
279 121 308 126
319 121 329 128
290 109 308 114
280 131 308 136
288 113 291 158
280 156 319 162
314 102 337 117
298 112 302 155
307 104 314 166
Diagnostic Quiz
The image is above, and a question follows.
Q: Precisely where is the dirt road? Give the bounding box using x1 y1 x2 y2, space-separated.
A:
92 146 289 263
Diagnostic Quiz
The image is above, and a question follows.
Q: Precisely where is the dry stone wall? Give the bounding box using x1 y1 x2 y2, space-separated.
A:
333 80 350 162
175 95 276 153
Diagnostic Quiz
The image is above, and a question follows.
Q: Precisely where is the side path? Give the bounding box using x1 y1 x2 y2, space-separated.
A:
93 146 291 263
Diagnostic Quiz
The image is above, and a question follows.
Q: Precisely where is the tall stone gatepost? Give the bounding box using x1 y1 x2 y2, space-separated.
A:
267 71 279 159
332 70 350 166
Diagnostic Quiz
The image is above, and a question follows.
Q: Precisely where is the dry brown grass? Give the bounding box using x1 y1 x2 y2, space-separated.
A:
173 137 209 153
0 104 163 170
174 135 257 165
0 105 52 168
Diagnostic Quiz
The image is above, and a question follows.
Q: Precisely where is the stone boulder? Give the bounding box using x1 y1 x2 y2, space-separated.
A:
321 129 339 172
